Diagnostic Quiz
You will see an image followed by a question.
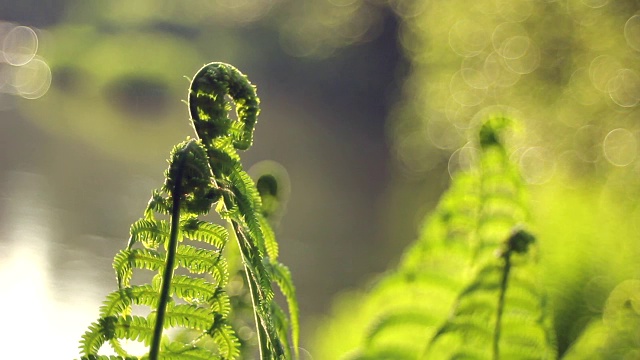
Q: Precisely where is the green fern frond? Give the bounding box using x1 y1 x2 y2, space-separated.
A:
208 316 242 359
169 275 230 314
348 346 419 360
159 341 220 360
157 303 218 332
128 218 171 249
145 190 171 218
425 229 554 359
98 285 160 318
260 216 279 260
175 245 228 284
80 63 297 360
562 279 640 359
80 356 138 360
364 310 438 347
265 261 300 356
311 116 554 360
180 218 228 249
113 248 165 288
80 320 111 356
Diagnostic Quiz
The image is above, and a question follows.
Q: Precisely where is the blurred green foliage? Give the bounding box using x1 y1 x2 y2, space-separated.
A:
310 0 640 358
312 118 560 359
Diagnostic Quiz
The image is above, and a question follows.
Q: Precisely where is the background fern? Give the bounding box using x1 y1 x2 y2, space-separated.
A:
311 117 555 359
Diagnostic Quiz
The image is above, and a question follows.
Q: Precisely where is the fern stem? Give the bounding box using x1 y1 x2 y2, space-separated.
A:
232 221 271 360
494 252 511 360
149 144 189 360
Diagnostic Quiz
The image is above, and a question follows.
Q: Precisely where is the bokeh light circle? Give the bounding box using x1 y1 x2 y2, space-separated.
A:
448 144 478 178
567 67 600 105
606 68 640 108
574 125 601 163
450 69 487 106
519 146 556 184
0 63 16 92
502 37 540 74
581 0 610 8
427 116 463 150
603 128 637 167
2 26 38 66
624 15 640 51
483 51 521 87
501 36 530 60
449 20 489 57
492 22 528 57
589 55 621 93
12 57 51 99
496 0 535 22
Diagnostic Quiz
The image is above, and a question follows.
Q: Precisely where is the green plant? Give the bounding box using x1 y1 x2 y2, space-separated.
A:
312 117 556 359
312 115 640 359
79 63 298 360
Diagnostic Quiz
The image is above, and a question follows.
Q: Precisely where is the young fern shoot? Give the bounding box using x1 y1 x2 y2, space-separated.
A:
79 63 298 360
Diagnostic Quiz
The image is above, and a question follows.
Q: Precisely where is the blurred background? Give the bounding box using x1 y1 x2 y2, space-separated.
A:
0 0 638 358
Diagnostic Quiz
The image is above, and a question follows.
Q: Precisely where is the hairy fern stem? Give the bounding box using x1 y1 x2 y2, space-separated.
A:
234 221 272 359
149 140 189 360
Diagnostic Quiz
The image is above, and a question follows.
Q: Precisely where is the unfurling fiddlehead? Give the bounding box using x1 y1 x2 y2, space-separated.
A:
79 63 298 360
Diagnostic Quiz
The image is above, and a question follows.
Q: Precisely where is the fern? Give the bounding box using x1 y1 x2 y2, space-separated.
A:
561 279 640 359
312 116 555 359
79 63 298 360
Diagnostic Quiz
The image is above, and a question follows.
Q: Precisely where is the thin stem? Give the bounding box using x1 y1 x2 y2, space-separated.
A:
493 252 512 360
149 149 187 360
232 221 270 360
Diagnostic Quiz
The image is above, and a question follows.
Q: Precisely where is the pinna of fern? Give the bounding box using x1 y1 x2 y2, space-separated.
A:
79 63 298 360
311 116 555 360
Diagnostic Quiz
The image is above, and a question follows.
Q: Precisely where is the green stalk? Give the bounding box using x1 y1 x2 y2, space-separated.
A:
493 252 511 360
232 221 271 360
149 147 187 360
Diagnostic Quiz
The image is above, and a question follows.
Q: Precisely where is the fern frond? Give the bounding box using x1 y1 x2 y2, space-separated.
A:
364 309 437 347
112 315 155 346
80 320 111 356
170 275 231 315
99 285 159 318
265 261 300 356
113 249 165 288
207 314 242 359
80 356 137 360
311 116 554 360
160 342 220 360
129 218 171 249
81 63 296 360
180 218 228 249
259 216 279 261
562 279 640 359
176 245 228 284
157 304 217 332
145 190 171 218
348 346 420 360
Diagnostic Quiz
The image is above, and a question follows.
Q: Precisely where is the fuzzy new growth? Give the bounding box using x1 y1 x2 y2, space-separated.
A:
79 63 298 360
